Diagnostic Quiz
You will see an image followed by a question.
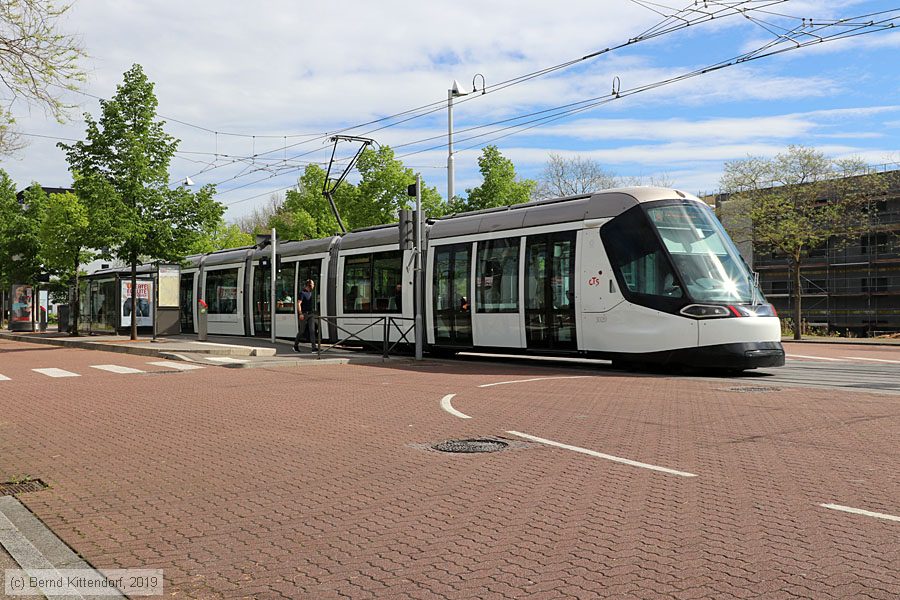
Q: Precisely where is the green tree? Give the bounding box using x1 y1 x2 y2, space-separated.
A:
350 146 444 228
0 0 87 155
454 145 535 212
0 181 43 283
37 190 94 334
720 145 886 340
59 64 223 340
271 164 347 239
189 219 254 254
270 149 445 240
0 179 44 327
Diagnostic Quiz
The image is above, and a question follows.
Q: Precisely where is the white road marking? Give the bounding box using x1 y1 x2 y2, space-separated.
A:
0 374 9 381
90 364 145 374
506 430 698 478
786 354 844 362
842 356 900 364
440 394 471 419
205 356 250 364
32 368 80 378
820 503 900 523
146 361 205 371
478 375 591 388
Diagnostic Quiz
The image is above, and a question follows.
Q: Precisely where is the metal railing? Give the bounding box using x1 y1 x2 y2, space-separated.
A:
310 315 416 359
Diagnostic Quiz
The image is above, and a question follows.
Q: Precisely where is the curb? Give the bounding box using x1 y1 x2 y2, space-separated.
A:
0 332 164 358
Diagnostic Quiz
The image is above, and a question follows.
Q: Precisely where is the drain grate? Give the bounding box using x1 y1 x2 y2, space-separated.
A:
0 479 48 497
432 438 508 453
727 386 782 393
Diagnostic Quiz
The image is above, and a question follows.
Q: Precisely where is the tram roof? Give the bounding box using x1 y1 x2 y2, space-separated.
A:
259 236 338 259
428 187 699 240
340 223 400 250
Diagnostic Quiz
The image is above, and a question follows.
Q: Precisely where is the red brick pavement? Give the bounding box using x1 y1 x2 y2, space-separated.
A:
0 338 898 599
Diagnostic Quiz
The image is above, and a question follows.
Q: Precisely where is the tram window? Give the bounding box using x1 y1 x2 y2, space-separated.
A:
373 252 402 313
343 255 371 313
477 238 519 313
342 251 402 313
206 269 239 314
602 207 683 307
275 264 296 314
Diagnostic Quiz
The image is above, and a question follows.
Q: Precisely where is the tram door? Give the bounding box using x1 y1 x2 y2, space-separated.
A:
179 273 194 333
525 231 577 350
295 260 320 311
433 243 472 347
252 265 271 336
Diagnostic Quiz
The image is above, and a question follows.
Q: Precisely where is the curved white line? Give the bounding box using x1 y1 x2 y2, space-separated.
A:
478 375 591 388
820 503 900 522
506 430 697 478
440 394 471 419
842 356 900 364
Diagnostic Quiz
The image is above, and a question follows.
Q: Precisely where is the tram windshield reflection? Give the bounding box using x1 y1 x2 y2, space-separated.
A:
647 202 762 304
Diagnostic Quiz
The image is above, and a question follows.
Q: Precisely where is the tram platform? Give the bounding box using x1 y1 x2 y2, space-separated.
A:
0 331 392 368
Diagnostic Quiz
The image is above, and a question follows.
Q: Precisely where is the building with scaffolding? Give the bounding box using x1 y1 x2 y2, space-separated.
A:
709 168 900 336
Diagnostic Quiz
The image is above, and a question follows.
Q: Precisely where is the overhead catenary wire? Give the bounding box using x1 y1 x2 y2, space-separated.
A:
158 0 782 175
219 5 899 206
44 0 787 198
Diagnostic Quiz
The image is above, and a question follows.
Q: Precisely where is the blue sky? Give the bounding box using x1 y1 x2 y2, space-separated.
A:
1 0 898 221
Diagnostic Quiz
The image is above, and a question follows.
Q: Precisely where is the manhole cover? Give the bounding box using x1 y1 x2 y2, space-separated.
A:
0 479 47 497
432 438 508 453
727 386 782 393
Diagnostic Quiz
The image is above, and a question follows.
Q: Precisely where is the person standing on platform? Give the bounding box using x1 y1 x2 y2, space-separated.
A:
294 279 317 352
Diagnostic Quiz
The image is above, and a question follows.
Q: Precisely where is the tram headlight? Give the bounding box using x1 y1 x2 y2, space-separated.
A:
680 303 778 318
680 304 731 318
728 303 778 317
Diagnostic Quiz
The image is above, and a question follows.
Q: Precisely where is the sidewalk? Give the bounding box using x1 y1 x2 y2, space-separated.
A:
0 331 392 368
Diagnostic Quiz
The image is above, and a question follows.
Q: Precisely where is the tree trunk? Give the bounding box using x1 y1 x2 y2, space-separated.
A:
130 259 138 341
792 260 802 340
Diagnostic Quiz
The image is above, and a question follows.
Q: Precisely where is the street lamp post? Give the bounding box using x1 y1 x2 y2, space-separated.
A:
447 80 470 203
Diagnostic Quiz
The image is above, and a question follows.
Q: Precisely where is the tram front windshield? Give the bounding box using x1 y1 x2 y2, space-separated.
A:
647 202 760 304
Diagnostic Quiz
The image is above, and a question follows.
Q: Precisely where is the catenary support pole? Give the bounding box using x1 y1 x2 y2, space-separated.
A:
271 227 277 345
447 90 455 203
415 174 423 360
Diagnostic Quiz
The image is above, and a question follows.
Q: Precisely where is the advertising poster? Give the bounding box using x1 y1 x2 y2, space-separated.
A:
9 284 34 331
158 265 180 308
121 280 154 327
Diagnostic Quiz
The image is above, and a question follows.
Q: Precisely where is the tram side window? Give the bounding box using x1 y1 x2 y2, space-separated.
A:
344 255 371 313
477 238 520 313
206 269 239 314
373 252 402 313
342 251 403 313
601 208 682 305
275 264 296 314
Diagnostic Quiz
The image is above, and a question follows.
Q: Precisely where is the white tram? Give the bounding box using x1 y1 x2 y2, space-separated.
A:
177 187 784 370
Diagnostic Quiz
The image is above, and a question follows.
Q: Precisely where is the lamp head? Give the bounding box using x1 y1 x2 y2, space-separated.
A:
449 79 469 97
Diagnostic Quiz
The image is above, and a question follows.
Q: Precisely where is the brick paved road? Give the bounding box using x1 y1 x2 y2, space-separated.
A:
0 338 897 599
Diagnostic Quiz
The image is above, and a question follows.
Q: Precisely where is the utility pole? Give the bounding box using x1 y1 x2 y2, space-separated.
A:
414 174 423 360
271 227 277 345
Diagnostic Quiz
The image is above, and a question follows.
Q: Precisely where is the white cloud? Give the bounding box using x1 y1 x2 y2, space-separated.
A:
1 0 897 222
